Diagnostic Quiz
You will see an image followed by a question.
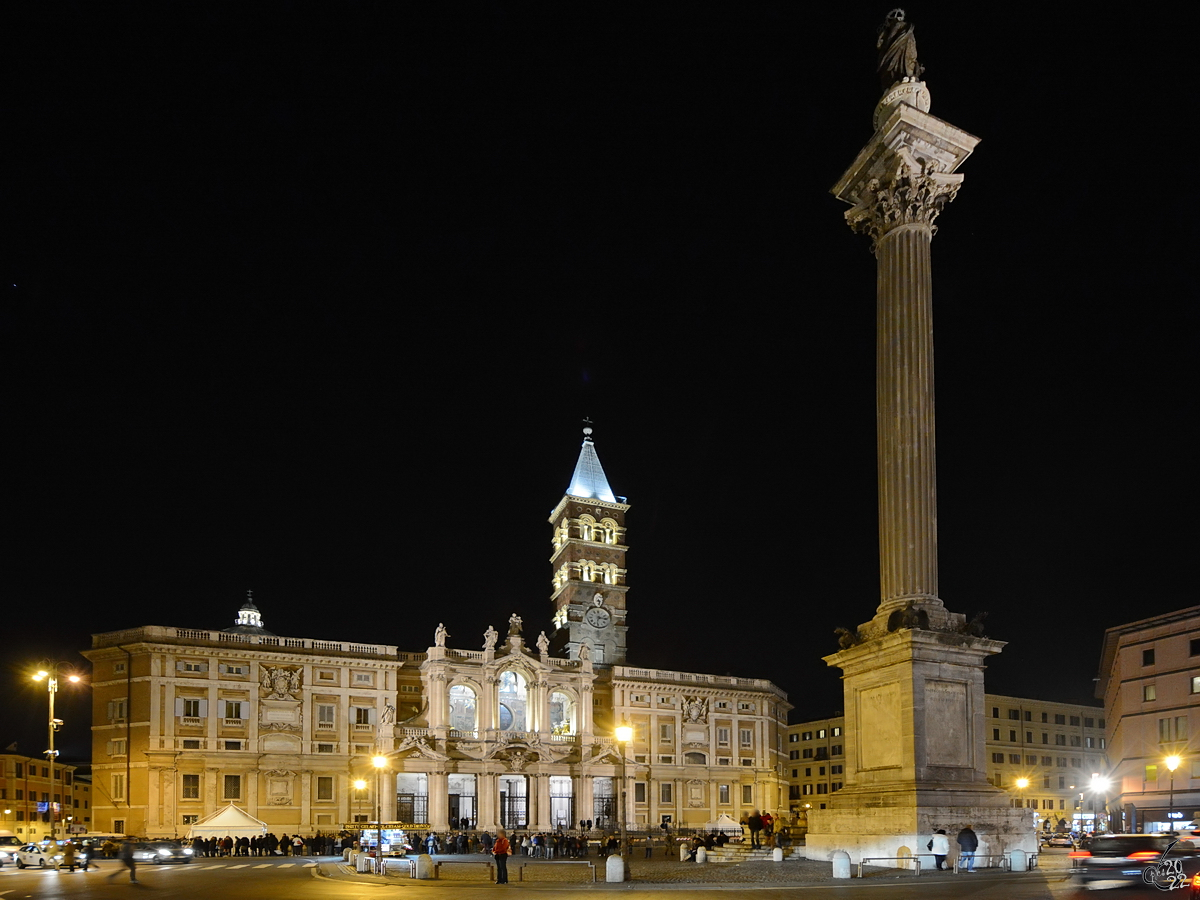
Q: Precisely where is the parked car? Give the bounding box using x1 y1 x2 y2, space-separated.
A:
132 840 193 864
13 842 64 868
1072 834 1200 891
1041 833 1075 848
0 834 23 867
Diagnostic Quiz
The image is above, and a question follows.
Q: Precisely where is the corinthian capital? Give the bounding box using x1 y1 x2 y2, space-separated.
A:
846 170 963 247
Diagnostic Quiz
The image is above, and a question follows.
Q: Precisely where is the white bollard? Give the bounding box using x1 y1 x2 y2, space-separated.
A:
415 853 435 879
772 846 783 862
1008 848 1027 872
696 847 707 864
605 853 626 882
832 850 851 879
679 843 691 862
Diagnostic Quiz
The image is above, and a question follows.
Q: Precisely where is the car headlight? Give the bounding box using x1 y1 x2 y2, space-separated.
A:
158 848 172 857
183 848 193 855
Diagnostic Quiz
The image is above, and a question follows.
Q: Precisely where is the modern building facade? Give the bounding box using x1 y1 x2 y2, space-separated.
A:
1097 606 1200 833
789 693 1107 832
0 752 91 841
82 429 790 838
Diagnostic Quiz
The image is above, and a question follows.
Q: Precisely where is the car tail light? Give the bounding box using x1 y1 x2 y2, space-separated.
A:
1068 850 1091 859
1128 851 1162 860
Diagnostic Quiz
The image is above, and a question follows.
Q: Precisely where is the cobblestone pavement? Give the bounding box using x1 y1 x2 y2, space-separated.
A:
320 847 1074 888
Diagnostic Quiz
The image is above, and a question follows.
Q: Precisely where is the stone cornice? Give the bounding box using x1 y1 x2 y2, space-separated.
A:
548 494 630 523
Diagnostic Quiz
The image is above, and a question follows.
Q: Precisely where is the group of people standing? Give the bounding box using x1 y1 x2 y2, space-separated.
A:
189 832 331 856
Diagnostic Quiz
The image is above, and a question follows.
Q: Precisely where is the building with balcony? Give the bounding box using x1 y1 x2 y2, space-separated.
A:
82 428 789 838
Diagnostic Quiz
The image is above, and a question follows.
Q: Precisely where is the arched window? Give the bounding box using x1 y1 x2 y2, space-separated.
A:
579 561 596 583
600 518 619 544
449 684 476 732
684 751 706 765
498 670 528 732
578 515 595 541
550 691 575 736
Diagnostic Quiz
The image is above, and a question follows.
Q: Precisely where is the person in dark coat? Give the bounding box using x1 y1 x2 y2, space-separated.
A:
747 810 764 849
956 825 978 872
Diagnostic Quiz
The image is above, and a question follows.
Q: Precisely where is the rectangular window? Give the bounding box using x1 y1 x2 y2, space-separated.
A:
224 701 244 720
831 726 841 736
719 784 730 804
224 740 242 751
1055 714 1066 725
182 739 201 749
1026 732 1033 743
660 783 672 804
183 815 199 825
1041 712 1048 723
742 784 753 804
1009 754 1021 764
1069 716 1080 726
740 729 752 747
802 784 814 795
317 776 334 801
1146 764 1158 782
1059 776 1066 788
788 733 799 743
992 708 999 718
112 774 126 801
1008 709 1020 720
789 750 799 760
1058 757 1067 767
113 661 126 674
1024 711 1032 721
1026 755 1037 765
635 783 646 803
801 731 812 741
718 728 732 746
224 775 242 799
1084 718 1095 728
1192 638 1200 657
1070 736 1081 747
802 748 813 759
182 774 200 799
992 728 1000 740
107 739 127 756
355 707 374 725
108 699 128 721
318 704 336 726
660 723 674 743
183 698 202 717
992 753 1004 763
1144 684 1157 702
1009 730 1017 742
354 672 373 684
1143 648 1155 666
1042 756 1052 766
831 765 843 775
1043 775 1051 788
816 784 828 794
1192 677 1200 695
817 729 826 738
830 744 843 755
1055 734 1066 746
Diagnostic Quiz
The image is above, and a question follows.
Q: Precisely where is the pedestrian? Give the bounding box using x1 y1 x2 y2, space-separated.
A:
60 841 78 872
929 828 949 870
644 835 653 858
956 824 978 872
747 809 763 849
119 839 138 883
493 828 511 884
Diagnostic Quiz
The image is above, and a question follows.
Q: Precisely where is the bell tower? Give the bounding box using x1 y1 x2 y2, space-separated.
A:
548 423 629 666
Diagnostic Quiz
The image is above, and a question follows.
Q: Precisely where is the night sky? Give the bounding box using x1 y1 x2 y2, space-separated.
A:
5 3 1193 764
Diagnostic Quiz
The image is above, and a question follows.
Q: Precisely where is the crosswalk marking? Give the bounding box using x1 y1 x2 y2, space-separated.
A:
278 863 294 868
304 863 317 868
228 864 250 869
253 864 272 868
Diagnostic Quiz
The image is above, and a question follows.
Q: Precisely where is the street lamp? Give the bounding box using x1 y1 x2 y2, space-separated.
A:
353 779 367 829
372 756 388 869
32 664 82 840
615 724 632 878
1090 774 1110 834
1166 756 1181 828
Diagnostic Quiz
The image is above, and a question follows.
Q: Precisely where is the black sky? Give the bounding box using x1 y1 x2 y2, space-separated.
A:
4 3 1194 763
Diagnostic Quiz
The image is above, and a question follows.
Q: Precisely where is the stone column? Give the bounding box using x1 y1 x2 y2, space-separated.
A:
427 770 447 830
533 773 552 832
477 771 497 831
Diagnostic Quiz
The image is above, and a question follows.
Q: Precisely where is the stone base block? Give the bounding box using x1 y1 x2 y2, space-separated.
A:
805 804 1035 869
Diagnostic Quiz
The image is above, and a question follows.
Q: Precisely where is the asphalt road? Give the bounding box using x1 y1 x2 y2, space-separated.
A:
0 856 1190 899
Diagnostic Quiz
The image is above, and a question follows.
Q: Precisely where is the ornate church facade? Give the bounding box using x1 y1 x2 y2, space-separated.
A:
83 430 790 838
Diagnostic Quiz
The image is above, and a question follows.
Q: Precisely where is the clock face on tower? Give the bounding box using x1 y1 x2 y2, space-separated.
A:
584 607 611 628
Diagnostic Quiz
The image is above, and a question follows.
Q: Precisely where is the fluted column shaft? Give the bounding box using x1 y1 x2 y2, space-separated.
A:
875 222 938 611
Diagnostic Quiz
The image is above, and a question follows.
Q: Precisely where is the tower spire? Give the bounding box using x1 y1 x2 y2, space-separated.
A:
566 419 616 502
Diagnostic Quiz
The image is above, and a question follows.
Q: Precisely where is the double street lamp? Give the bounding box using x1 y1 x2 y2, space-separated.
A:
31 663 83 840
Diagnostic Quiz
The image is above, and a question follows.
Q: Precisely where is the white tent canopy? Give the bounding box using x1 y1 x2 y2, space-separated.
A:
702 813 744 836
186 803 269 839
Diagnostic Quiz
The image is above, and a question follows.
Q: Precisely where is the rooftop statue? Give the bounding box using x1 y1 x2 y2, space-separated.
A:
877 8 924 90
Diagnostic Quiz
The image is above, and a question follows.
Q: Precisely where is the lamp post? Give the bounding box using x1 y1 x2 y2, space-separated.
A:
1090 773 1110 835
615 725 632 878
372 756 388 868
353 778 367 830
1166 756 1181 829
32 664 82 841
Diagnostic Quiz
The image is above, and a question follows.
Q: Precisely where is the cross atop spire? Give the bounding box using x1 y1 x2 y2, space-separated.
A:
566 420 616 502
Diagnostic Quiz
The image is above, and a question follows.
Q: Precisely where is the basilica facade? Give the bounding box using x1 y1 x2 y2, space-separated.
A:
84 430 790 838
